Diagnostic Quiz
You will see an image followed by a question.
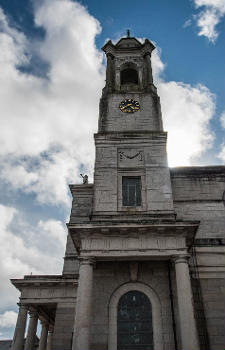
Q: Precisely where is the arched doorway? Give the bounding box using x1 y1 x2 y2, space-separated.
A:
117 291 153 350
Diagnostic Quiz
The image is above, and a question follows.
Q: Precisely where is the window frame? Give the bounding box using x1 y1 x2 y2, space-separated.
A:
117 290 153 350
108 282 164 350
118 171 146 211
122 176 142 207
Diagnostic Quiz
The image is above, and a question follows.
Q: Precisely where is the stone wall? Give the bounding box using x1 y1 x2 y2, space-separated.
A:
52 302 76 350
90 261 176 350
170 167 225 350
170 168 225 238
197 278 225 350
102 93 161 132
93 132 174 214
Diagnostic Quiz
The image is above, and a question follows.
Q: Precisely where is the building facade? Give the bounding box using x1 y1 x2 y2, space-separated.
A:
11 36 225 350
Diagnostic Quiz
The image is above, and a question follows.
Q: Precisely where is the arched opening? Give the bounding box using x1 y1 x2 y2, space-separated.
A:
121 69 138 85
117 291 153 350
108 282 163 350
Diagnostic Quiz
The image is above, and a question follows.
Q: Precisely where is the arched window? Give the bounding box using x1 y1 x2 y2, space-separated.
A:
117 291 153 350
121 69 138 85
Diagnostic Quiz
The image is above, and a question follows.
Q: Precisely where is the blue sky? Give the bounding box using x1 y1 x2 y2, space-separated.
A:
0 0 224 340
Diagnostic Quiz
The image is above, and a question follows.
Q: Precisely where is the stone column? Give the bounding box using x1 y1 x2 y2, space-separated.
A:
38 320 49 350
72 257 94 350
144 52 153 87
12 304 28 350
24 309 38 350
106 53 114 91
46 327 53 350
173 255 200 350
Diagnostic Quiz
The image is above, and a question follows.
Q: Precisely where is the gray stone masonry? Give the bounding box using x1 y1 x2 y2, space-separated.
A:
93 132 174 214
200 278 225 350
52 303 75 350
170 167 225 238
90 261 175 350
102 93 162 132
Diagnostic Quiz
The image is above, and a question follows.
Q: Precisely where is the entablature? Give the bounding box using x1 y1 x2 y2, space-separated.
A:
68 220 199 259
11 275 78 292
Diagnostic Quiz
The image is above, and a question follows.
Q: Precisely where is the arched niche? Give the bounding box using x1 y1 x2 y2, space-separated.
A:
121 68 138 85
108 282 164 350
119 62 140 90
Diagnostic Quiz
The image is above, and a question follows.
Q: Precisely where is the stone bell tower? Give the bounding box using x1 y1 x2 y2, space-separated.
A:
93 35 174 218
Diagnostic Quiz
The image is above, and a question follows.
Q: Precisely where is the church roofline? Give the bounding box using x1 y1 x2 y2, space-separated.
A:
170 165 225 177
11 275 78 291
102 37 155 54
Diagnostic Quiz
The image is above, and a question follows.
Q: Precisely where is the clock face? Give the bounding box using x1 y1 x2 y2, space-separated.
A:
119 99 140 113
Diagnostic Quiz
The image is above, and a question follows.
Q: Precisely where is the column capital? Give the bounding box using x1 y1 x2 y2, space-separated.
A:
17 303 28 310
40 319 49 327
49 325 54 333
28 308 38 318
79 257 95 266
171 254 190 264
144 51 151 57
106 52 114 59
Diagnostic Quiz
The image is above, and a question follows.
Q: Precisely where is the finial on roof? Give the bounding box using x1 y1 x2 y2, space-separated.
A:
127 29 130 38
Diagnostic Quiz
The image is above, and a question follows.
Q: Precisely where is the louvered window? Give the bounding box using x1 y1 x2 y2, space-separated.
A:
122 177 142 207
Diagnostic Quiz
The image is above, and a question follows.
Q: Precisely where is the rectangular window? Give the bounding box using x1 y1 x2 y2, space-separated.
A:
122 177 142 207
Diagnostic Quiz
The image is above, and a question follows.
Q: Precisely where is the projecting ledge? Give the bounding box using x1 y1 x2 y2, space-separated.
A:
68 221 199 255
11 275 78 292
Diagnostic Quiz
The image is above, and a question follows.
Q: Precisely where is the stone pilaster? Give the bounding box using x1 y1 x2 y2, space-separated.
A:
24 309 38 350
72 257 95 350
144 52 153 87
173 255 200 350
106 53 114 92
38 320 49 350
11 304 28 350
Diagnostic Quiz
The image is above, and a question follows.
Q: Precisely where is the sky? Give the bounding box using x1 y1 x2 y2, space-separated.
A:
0 0 224 340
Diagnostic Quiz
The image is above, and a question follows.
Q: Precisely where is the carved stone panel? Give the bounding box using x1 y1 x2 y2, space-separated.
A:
118 148 144 168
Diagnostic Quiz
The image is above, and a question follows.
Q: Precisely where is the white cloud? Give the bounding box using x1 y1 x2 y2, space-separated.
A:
0 311 17 328
192 0 225 42
0 204 67 309
0 0 217 203
220 111 225 128
218 111 225 163
0 0 104 206
183 19 192 28
38 219 67 247
218 144 225 163
152 49 215 166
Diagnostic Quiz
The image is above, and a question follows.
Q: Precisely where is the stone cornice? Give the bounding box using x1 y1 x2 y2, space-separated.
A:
102 38 155 56
11 275 78 291
170 166 225 177
94 131 168 144
68 220 199 253
69 184 94 194
94 130 167 138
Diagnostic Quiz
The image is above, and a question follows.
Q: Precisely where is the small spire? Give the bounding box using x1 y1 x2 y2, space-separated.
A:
127 29 130 38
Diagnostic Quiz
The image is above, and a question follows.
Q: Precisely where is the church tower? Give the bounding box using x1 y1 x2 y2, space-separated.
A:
67 35 200 350
11 34 225 350
94 35 174 217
